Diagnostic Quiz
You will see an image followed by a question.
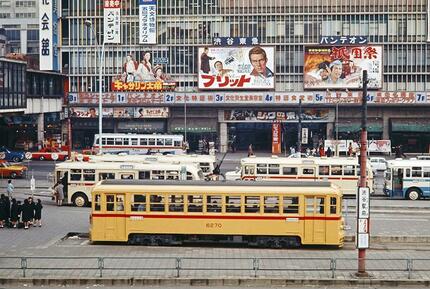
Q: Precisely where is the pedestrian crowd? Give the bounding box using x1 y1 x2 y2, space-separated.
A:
0 179 43 229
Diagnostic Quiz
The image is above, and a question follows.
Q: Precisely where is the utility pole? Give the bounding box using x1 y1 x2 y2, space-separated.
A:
297 99 302 154
357 70 370 277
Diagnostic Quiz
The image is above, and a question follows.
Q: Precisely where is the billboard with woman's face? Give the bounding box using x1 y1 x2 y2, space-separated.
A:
303 46 382 89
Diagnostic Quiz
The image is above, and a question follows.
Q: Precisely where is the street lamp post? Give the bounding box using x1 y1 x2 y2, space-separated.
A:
85 20 105 154
335 100 339 156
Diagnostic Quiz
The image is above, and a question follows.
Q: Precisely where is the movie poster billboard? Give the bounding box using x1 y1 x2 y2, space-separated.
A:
198 46 275 90
303 46 382 89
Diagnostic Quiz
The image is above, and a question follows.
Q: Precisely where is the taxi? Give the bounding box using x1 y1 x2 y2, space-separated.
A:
31 147 69 161
0 160 27 178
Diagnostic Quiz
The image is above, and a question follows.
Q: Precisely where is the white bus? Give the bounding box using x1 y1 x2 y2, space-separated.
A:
54 161 204 207
93 133 185 155
384 159 430 200
226 156 374 196
88 153 217 176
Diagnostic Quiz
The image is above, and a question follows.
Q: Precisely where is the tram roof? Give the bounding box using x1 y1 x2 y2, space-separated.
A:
240 156 360 165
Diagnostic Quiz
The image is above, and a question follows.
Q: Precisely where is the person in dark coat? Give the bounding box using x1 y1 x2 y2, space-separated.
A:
4 196 10 226
0 194 6 228
34 199 43 227
200 47 215 74
10 198 20 228
21 198 33 229
28 197 36 225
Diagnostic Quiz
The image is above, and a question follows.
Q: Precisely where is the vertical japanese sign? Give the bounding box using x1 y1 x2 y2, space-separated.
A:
272 123 282 155
104 0 121 44
428 0 430 42
139 0 157 44
39 0 58 70
356 187 370 249
301 128 309 144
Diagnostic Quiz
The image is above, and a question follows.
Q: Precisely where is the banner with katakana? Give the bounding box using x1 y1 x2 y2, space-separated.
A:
198 46 275 90
303 45 383 90
103 0 121 44
139 0 157 44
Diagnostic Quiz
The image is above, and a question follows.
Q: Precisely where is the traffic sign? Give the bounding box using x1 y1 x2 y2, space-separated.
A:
25 152 32 160
77 154 84 161
51 153 59 161
0 152 5 160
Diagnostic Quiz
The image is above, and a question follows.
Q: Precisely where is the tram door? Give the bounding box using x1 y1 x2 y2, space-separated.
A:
392 168 404 198
304 196 326 244
104 194 126 241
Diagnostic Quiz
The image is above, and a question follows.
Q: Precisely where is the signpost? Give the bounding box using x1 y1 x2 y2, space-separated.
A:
25 152 32 179
30 175 36 198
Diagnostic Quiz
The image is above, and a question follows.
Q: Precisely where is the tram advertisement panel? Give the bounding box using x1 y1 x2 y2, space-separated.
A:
198 46 275 90
303 45 382 89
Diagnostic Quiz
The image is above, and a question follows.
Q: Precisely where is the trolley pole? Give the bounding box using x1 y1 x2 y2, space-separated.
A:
357 70 369 277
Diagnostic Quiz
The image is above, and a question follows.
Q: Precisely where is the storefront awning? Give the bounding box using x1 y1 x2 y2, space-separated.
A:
336 122 382 133
391 119 430 132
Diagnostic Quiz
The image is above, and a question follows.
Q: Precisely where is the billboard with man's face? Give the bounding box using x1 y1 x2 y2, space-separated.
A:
198 46 275 90
303 46 383 89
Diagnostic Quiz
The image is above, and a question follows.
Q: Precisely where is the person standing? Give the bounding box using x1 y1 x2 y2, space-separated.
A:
55 181 64 206
0 194 7 228
10 198 20 228
326 146 332 157
34 199 43 227
21 198 32 229
248 144 254 157
6 179 14 200
200 47 215 74
28 197 35 226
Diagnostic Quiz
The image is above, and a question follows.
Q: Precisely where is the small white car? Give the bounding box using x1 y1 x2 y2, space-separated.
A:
369 157 387 172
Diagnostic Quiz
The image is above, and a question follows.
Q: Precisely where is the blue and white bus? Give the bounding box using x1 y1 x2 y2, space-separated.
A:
384 159 430 200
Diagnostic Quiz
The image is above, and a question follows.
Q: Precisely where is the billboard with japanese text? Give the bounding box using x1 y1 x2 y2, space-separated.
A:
303 46 382 89
139 0 157 44
103 0 121 44
39 0 58 71
198 46 275 90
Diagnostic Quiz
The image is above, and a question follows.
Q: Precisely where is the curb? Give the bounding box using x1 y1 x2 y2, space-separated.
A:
1 277 430 287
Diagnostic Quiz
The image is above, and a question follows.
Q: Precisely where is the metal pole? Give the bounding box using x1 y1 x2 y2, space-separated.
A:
67 118 72 159
99 42 105 154
336 101 339 156
358 70 368 276
297 99 302 153
184 91 187 143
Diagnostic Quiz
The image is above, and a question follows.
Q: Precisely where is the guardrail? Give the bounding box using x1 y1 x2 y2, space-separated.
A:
1 257 430 279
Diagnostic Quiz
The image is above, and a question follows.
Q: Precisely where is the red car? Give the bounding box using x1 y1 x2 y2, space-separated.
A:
31 147 69 161
0 160 27 178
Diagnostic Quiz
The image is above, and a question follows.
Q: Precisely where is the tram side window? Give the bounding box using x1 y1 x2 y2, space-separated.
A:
101 138 107 145
148 138 156 146
131 194 146 211
244 165 255 175
206 195 222 213
106 138 114 145
94 194 101 211
268 164 280 175
168 195 184 212
319 166 330 176
225 196 241 213
151 170 165 180
302 168 314 175
186 172 194 180
139 171 150 179
331 165 342 176
156 138 164 146
150 194 165 211
106 194 115 211
99 172 115 180
283 167 297 175
131 138 138 146
330 197 337 214
83 169 95 181
115 138 123 145
264 196 279 213
166 170 179 180
187 195 203 212
70 169 82 181
116 195 124 211
317 197 325 214
244 196 260 213
165 138 173 146
412 167 422 177
257 164 268 174
123 138 129 145
283 196 299 214
174 140 181 147
120 173 134 179
140 138 148 146
343 165 355 176
200 162 210 173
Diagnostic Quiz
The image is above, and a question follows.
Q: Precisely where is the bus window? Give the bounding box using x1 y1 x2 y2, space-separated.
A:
225 196 241 213
106 194 115 211
283 196 299 214
156 138 164 146
106 138 114 145
329 197 337 214
139 171 150 179
244 165 255 175
331 165 342 176
120 173 134 179
150 194 165 211
319 166 329 176
187 195 203 212
70 169 82 181
412 167 422 178
94 194 101 211
405 169 410 177
131 194 146 211
186 172 193 180
264 196 279 213
165 138 173 146
83 169 95 181
169 195 184 212
151 170 165 180
148 138 156 146
257 164 268 174
116 195 124 211
302 168 314 175
283 167 297 175
166 170 179 180
115 138 123 145
424 168 430 178
99 172 115 180
268 164 280 175
206 195 222 212
244 196 260 213
343 165 355 176
131 138 138 145
140 138 148 145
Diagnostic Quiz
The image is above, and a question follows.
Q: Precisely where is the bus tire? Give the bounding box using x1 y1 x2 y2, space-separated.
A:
406 188 421 201
72 192 89 207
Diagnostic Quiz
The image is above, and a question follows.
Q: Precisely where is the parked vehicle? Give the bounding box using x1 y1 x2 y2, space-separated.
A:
31 147 68 161
369 157 387 172
0 146 25 162
417 155 430 161
0 160 27 178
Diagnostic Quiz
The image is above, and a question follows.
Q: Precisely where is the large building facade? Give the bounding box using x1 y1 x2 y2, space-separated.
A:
61 0 430 152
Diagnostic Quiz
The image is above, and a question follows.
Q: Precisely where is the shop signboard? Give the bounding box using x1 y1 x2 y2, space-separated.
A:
198 46 275 90
272 123 281 154
224 109 329 122
103 0 121 44
139 0 157 44
39 0 59 70
304 45 382 89
134 107 169 118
